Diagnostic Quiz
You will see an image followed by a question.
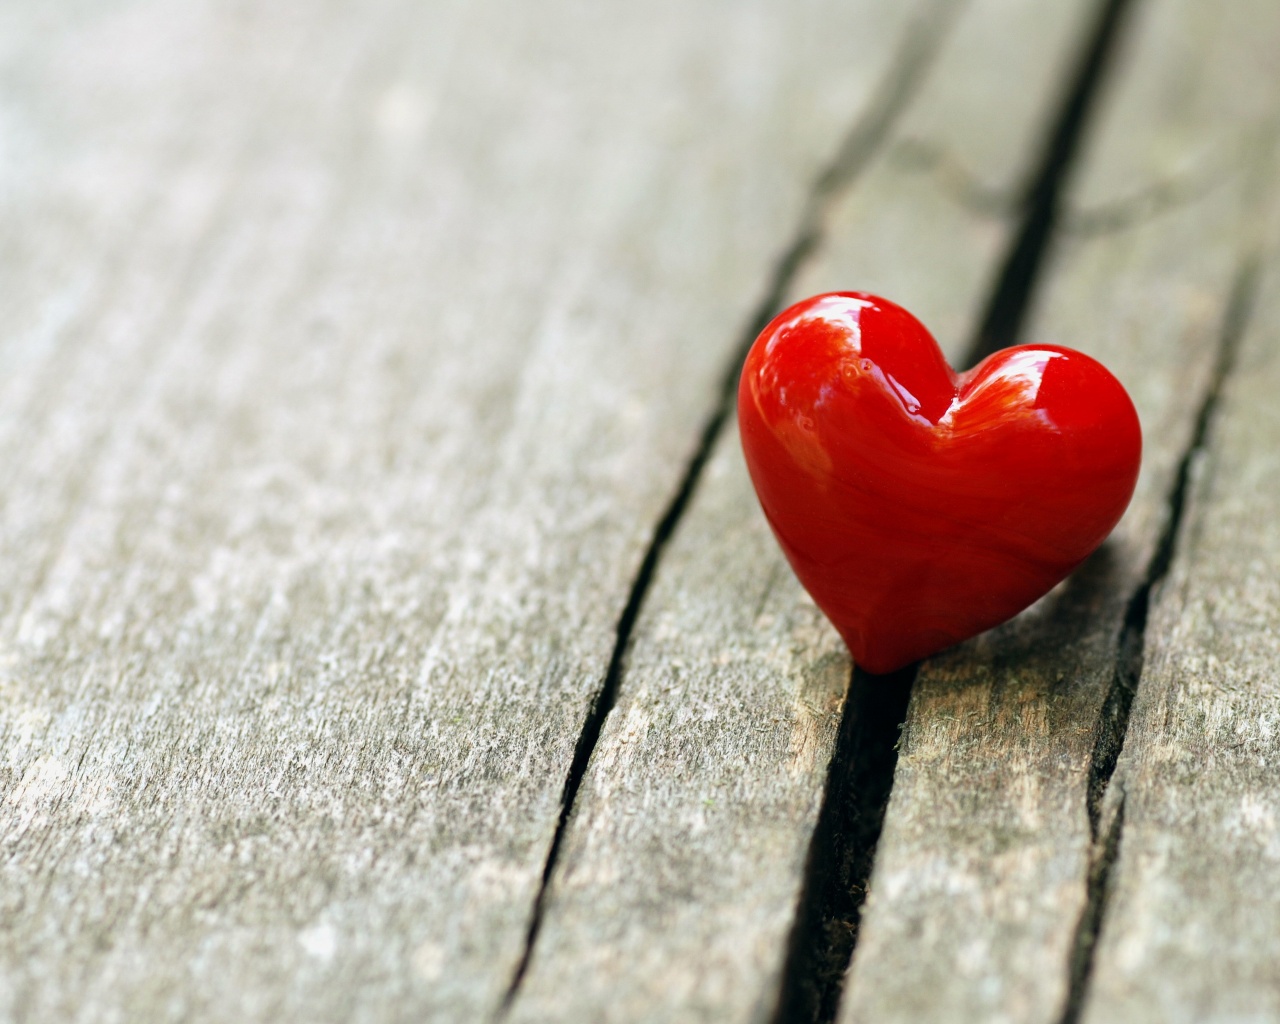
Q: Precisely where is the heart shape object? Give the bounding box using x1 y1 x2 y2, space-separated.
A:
738 292 1141 674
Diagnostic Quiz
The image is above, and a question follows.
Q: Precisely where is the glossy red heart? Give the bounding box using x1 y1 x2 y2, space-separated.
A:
738 292 1141 674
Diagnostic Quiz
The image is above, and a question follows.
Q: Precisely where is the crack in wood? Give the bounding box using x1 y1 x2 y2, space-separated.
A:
969 0 1138 367
770 666 915 1024
1061 791 1128 1024
1059 253 1262 1024
773 1 1144 1021
494 3 964 1015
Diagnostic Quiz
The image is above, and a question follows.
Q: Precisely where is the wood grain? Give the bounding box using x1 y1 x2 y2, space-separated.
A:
505 1 1109 1020
841 2 1280 1022
0 0 923 1019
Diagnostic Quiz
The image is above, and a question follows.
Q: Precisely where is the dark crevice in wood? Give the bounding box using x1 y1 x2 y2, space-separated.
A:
1061 254 1261 1024
1061 792 1127 1024
770 666 915 1024
775 2 1143 1021
496 4 961 1016
967 0 1137 367
496 396 723 1014
1086 614 1139 842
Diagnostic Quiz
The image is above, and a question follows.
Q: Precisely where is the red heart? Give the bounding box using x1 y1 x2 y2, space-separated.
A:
737 292 1141 674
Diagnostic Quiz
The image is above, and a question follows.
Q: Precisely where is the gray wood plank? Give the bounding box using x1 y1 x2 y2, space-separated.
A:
841 2 1280 1022
0 1 918 1020
1076 143 1280 1024
505 1 1108 1021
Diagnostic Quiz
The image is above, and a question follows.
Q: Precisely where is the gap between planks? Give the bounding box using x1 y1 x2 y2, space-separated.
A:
774 0 1141 1020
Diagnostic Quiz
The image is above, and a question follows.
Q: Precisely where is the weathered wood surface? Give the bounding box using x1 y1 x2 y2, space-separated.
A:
0 1 915 1020
842 1 1280 1022
1077 166 1280 1023
5 0 1280 1021
507 0 1106 1020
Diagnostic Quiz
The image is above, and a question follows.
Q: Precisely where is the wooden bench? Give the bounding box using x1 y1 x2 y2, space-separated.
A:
4 0 1279 1020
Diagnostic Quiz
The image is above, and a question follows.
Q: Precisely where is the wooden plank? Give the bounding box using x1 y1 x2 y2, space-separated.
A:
504 1 1108 1020
841 2 1280 1022
1076 154 1280 1024
0 1 926 1020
